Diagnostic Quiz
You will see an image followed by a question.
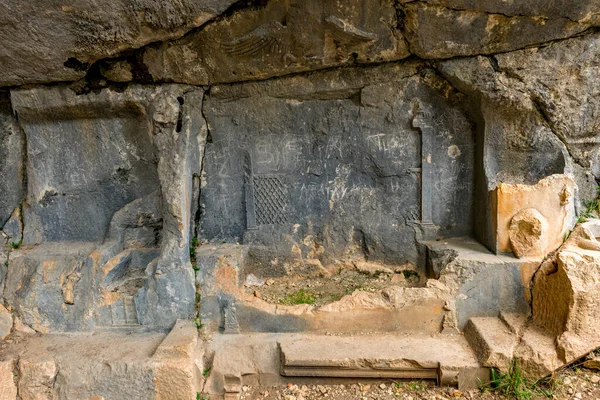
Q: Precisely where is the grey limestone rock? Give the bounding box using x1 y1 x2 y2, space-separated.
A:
0 0 240 87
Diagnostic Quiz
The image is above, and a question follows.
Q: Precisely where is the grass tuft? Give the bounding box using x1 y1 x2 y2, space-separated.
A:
279 288 317 305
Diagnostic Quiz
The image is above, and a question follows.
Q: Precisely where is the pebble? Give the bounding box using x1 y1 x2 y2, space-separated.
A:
592 376 600 384
379 384 386 389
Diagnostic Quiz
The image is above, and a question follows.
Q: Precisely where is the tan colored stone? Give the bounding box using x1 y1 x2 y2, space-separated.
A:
464 317 518 371
584 357 600 371
352 261 394 275
154 361 197 400
0 359 17 400
509 208 545 257
514 325 561 379
18 359 58 400
533 228 600 364
496 174 576 257
153 319 198 360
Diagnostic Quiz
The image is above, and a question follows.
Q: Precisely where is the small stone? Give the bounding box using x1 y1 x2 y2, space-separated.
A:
242 385 250 392
591 375 600 384
379 383 386 389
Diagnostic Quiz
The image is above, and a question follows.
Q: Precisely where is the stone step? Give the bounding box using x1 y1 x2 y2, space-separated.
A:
464 316 519 371
278 334 488 389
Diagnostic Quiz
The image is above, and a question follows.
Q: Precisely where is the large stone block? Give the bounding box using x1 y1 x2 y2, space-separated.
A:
403 3 597 59
532 220 600 364
0 0 239 87
141 0 410 85
495 175 576 258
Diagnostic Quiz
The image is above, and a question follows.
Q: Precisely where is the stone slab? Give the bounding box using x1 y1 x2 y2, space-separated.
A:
464 317 518 371
279 334 480 380
153 319 199 360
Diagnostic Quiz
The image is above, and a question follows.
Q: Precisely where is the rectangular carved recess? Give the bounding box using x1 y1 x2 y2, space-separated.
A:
253 175 288 225
111 295 139 326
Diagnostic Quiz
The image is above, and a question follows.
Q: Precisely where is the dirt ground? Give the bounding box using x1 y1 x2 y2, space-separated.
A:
244 268 421 306
237 367 600 400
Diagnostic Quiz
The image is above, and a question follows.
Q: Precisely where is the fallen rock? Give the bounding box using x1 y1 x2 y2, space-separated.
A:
586 357 600 371
353 261 394 275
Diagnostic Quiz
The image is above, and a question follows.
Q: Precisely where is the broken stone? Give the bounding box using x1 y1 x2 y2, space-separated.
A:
509 208 545 258
18 359 58 400
353 261 394 275
245 273 265 287
586 357 600 371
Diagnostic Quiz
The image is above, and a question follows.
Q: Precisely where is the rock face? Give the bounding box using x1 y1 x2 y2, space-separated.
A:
199 63 475 268
2 0 600 391
0 0 239 87
141 0 410 85
0 92 24 228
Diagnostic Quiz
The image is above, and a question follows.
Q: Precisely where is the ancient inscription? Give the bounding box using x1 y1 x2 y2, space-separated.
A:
253 175 288 225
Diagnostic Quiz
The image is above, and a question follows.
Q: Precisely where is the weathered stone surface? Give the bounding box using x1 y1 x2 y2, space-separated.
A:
6 84 207 331
403 3 597 59
0 359 17 400
153 319 198 360
200 63 475 268
584 356 600 371
141 0 409 85
415 0 600 20
18 359 58 400
429 237 532 329
11 86 161 244
532 220 600 364
496 175 576 258
492 32 600 180
2 207 23 246
0 304 12 340
0 0 239 87
438 32 600 200
279 334 479 379
0 92 24 229
464 317 518 371
508 209 545 258
514 325 562 379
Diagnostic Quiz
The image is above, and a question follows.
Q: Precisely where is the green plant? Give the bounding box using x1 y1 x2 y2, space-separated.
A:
279 288 317 305
485 358 551 400
194 317 203 330
10 240 22 250
191 236 199 248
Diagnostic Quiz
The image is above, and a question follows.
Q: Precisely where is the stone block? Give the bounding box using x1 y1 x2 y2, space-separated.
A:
0 359 17 400
18 359 58 400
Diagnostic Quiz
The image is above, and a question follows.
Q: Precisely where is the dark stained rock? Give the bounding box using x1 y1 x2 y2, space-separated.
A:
141 0 410 85
199 63 475 269
403 3 597 59
0 0 239 87
0 92 24 228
